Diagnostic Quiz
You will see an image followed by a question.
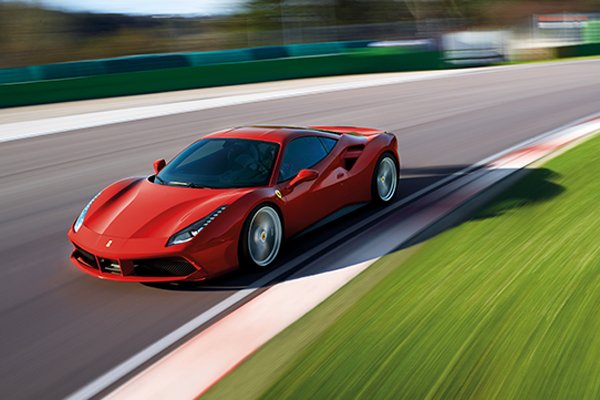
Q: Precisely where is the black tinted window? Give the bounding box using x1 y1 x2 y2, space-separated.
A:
157 139 279 188
319 137 337 153
279 136 328 182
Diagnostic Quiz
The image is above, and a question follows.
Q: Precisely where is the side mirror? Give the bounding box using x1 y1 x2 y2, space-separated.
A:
153 159 166 174
287 169 319 189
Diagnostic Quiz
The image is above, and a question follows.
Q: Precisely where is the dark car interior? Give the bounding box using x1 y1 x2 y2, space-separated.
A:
156 138 279 188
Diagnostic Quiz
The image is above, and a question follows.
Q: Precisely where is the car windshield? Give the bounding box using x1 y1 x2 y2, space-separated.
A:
156 138 279 188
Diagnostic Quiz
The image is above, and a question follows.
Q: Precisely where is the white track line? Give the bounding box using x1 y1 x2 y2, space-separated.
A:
1 70 462 143
1 59 597 144
104 116 600 400
64 112 600 400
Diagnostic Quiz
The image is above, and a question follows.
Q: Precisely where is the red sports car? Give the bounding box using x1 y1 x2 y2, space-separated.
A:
68 126 399 282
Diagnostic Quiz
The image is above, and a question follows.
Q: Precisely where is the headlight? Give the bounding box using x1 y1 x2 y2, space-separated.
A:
167 206 227 246
73 191 102 233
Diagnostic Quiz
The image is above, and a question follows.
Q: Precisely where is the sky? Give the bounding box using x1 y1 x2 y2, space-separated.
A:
14 0 245 16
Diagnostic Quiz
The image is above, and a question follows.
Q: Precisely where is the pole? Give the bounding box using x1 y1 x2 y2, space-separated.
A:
280 0 287 44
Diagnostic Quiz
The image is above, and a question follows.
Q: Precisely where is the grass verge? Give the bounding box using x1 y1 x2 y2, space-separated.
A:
204 133 600 400
500 54 599 65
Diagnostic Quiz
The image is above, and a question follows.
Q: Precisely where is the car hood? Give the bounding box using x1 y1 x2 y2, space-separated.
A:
85 178 251 239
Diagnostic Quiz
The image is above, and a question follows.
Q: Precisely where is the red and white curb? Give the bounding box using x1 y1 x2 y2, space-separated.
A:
98 116 600 400
106 260 375 400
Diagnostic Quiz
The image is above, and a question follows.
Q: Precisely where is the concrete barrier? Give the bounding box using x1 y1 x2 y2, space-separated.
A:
0 48 443 108
556 42 600 58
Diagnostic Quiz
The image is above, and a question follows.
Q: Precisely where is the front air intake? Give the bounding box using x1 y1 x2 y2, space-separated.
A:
73 246 98 270
133 258 197 277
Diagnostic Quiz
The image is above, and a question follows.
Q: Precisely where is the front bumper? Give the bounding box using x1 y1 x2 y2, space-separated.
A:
70 247 207 282
68 226 210 282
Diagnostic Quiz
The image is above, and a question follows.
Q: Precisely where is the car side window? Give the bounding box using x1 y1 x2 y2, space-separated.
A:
319 137 337 153
278 136 328 182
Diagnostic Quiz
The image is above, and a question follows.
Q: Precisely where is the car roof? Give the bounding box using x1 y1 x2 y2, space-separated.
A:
204 126 339 144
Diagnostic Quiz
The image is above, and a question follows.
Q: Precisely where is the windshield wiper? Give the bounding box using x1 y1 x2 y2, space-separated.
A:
168 181 208 189
155 175 166 185
186 183 208 189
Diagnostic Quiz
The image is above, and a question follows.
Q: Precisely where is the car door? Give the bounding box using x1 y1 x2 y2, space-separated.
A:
277 135 344 236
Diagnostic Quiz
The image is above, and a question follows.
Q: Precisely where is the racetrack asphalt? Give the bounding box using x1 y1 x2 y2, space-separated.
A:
0 60 598 399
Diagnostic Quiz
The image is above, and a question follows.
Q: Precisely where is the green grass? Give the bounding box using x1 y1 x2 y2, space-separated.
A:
499 54 600 66
204 134 600 400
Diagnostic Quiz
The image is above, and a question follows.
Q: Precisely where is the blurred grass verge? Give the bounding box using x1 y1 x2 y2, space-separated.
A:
500 54 600 66
204 133 600 400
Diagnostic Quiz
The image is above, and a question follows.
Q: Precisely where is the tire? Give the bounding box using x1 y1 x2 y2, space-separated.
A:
372 153 399 203
240 205 283 270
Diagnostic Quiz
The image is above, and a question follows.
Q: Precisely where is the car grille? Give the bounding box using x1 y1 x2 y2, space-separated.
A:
133 258 197 277
99 257 121 275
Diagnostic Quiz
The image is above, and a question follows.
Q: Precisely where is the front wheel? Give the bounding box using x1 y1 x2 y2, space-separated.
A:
372 154 399 203
240 205 283 269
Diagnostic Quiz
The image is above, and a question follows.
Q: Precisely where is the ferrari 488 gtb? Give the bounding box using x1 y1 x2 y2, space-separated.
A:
68 125 400 282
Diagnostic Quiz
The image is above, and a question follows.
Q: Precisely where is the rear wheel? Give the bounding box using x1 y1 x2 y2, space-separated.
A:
240 205 283 269
372 154 398 203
